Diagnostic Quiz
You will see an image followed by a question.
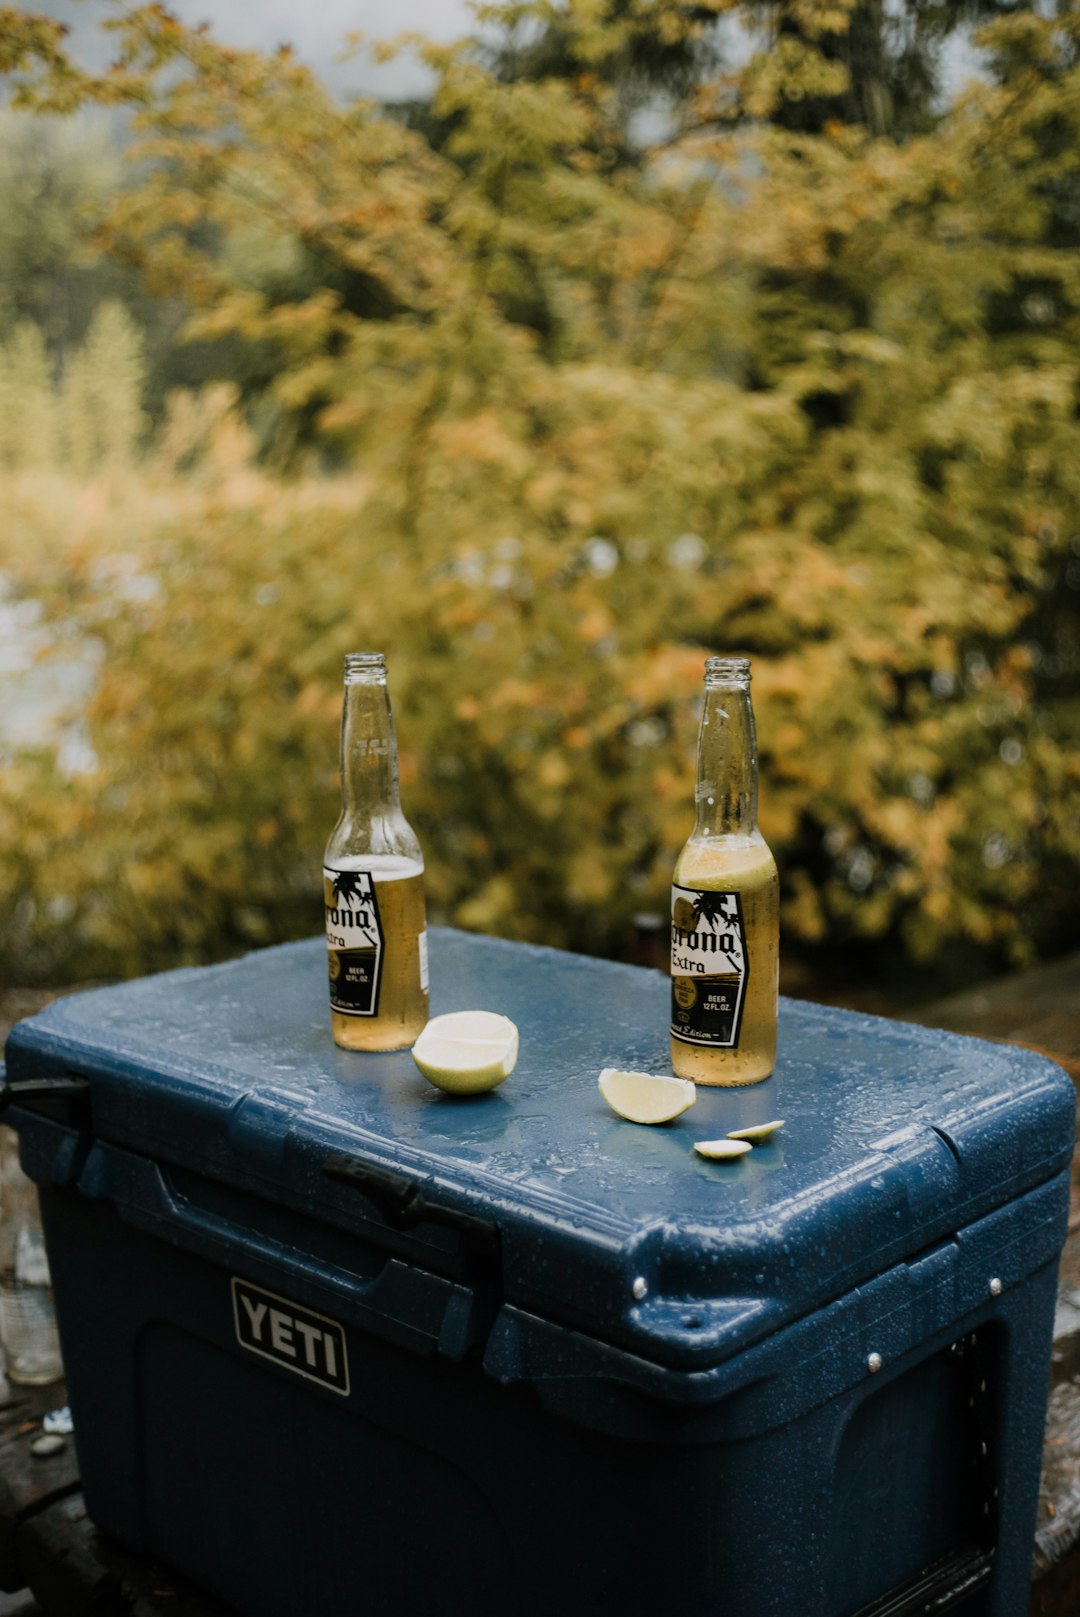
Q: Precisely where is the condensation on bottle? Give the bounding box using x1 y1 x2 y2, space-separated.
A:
669 657 780 1087
323 653 430 1052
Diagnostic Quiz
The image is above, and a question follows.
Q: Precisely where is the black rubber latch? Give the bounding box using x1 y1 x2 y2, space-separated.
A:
321 1152 500 1264
0 1071 91 1128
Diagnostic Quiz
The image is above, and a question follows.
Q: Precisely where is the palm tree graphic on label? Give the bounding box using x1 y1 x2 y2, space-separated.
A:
691 891 742 963
331 870 379 948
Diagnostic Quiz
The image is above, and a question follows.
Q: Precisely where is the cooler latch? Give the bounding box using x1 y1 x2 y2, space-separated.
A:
321 1153 500 1266
0 1069 90 1126
0 1066 92 1186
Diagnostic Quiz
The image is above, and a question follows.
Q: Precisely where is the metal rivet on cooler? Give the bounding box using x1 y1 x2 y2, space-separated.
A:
867 1352 883 1374
989 1277 1003 1298
632 1277 648 1302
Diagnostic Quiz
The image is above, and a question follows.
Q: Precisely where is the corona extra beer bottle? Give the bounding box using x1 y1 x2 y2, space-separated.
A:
670 656 779 1085
324 653 429 1051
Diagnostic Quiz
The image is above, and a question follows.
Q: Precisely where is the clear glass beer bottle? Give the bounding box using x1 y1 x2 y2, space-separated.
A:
324 653 430 1051
670 657 779 1085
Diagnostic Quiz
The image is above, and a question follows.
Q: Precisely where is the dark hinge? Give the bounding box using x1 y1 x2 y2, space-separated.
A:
850 1546 994 1617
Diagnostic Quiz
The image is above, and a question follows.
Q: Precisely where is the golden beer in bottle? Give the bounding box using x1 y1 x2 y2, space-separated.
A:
324 653 429 1051
670 657 779 1085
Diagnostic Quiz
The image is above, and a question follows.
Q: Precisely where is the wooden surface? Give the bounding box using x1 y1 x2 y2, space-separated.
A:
0 1376 225 1616
914 951 1080 1084
0 1381 78 1600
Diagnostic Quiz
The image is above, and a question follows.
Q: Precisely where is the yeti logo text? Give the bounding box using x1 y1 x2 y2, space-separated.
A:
232 1278 350 1396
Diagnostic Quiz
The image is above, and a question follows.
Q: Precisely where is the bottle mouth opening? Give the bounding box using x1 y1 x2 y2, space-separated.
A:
344 652 387 683
705 655 751 687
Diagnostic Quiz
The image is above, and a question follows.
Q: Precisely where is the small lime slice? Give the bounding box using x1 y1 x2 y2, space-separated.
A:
693 1139 753 1160
598 1068 696 1125
727 1120 784 1144
411 1010 519 1094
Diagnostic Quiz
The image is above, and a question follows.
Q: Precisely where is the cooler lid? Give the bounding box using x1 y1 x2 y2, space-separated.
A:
5 929 1074 1370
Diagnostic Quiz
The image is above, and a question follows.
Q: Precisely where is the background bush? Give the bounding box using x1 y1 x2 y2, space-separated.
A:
0 0 1077 992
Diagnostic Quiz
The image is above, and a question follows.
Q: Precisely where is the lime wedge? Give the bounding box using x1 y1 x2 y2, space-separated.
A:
727 1120 784 1143
693 1139 753 1160
411 1010 519 1094
598 1068 696 1125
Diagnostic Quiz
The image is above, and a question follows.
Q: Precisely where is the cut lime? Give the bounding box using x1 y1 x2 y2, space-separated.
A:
598 1068 696 1125
727 1120 784 1143
693 1139 753 1160
411 1010 519 1094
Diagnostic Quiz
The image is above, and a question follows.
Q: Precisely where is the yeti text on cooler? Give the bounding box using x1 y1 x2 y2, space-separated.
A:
232 1277 350 1395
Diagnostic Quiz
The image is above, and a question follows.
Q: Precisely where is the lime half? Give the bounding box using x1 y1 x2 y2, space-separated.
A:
411 1010 519 1094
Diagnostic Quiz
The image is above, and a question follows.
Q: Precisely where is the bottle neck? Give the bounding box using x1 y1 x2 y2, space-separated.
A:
692 678 759 840
339 672 401 818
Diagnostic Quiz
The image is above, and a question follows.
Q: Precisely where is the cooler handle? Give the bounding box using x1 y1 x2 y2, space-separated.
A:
76 1141 488 1360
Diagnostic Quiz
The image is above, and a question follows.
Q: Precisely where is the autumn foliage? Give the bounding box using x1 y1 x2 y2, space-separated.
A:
0 1 1077 990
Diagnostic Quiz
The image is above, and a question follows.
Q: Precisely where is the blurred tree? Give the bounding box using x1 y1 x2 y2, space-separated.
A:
0 98 287 426
0 110 122 356
61 299 147 470
0 321 57 468
738 0 1011 138
469 0 1010 149
0 0 1077 993
0 302 146 473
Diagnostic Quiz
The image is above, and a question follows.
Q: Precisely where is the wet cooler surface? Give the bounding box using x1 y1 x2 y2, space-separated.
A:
5 928 1074 1361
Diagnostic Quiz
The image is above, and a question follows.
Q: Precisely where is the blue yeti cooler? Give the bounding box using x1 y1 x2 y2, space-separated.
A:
3 929 1074 1617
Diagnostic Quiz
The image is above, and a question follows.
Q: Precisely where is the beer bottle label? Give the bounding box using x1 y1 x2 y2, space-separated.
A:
670 884 748 1048
324 866 384 1017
